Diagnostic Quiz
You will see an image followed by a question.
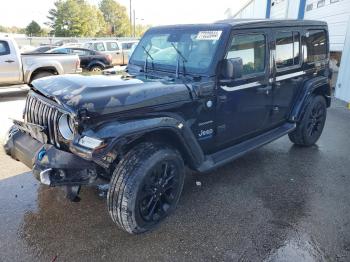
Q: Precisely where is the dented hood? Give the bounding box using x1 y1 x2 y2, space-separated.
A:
30 74 191 116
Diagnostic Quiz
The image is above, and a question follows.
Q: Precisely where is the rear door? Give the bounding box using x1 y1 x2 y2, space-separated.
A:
216 30 273 147
106 41 123 65
0 40 21 85
270 30 304 125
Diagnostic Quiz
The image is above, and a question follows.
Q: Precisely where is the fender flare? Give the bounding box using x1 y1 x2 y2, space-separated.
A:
24 61 63 83
289 76 330 122
71 116 205 169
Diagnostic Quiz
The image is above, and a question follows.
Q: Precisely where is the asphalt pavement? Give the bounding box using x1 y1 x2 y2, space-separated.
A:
0 92 350 262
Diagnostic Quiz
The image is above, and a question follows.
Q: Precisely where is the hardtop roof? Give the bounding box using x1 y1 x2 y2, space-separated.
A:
215 19 327 28
150 19 327 31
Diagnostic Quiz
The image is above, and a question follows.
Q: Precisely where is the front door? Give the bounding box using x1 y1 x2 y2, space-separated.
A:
0 40 21 85
216 31 273 147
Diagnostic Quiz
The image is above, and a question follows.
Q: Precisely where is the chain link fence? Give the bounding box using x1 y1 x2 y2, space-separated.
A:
0 34 139 48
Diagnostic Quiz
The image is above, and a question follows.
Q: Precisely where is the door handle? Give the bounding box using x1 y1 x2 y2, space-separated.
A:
5 60 15 63
256 86 272 95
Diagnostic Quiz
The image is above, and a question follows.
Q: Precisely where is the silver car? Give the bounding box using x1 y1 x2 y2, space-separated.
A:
83 40 137 66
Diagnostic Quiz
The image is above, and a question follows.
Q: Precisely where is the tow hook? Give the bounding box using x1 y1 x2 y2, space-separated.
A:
65 185 81 202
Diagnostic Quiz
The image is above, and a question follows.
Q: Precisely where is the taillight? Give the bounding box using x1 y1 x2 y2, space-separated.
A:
76 59 80 69
106 54 112 63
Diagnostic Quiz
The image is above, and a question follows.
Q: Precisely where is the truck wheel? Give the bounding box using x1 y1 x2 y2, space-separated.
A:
90 65 103 72
288 95 327 146
31 71 55 82
107 142 185 234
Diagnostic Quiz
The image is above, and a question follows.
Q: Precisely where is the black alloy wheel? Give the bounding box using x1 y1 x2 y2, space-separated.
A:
107 142 185 234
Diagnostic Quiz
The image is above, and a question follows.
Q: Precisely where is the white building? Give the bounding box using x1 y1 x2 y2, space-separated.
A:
230 0 350 103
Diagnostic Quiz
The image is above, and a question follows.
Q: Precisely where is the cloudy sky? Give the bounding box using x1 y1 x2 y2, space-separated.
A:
0 0 250 28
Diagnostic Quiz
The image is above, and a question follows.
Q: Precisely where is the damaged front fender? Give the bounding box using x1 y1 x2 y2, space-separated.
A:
70 116 205 169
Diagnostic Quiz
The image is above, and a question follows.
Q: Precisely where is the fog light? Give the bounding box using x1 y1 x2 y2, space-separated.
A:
78 136 104 149
40 168 52 186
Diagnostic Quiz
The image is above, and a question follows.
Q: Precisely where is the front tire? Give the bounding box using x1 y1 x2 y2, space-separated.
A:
107 143 185 234
288 95 327 146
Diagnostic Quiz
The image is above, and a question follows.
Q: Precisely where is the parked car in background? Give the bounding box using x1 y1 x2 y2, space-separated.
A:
0 36 82 86
48 47 113 72
127 42 139 58
26 45 58 54
18 45 36 53
120 40 139 51
83 40 135 65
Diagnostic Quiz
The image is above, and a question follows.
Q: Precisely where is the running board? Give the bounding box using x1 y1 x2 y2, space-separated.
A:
197 123 296 173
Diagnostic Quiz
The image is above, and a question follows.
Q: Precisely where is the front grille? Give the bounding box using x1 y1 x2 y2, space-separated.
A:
24 92 63 147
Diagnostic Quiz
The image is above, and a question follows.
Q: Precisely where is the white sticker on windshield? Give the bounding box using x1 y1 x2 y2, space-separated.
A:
196 31 222 40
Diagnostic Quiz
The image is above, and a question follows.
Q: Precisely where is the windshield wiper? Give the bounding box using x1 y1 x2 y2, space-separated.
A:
141 45 154 76
170 43 187 78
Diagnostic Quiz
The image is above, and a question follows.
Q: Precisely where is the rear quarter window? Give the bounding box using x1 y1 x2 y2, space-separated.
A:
305 29 327 63
0 41 10 56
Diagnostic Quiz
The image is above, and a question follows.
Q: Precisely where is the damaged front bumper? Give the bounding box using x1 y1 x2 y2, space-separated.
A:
4 127 98 187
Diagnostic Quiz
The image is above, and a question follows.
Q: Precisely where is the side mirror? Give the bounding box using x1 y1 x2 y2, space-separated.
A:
220 58 243 80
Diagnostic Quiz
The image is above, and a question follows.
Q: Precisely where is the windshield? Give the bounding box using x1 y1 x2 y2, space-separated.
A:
129 28 223 74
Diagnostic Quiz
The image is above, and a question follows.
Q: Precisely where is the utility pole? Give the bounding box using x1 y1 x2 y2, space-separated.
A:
129 0 132 37
133 9 136 37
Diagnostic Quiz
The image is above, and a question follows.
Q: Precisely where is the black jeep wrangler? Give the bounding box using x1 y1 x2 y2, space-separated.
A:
4 19 331 234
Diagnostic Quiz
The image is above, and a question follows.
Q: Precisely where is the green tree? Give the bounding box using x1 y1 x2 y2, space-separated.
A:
39 27 52 36
26 21 41 36
0 25 25 34
47 0 106 37
134 24 151 37
99 0 131 36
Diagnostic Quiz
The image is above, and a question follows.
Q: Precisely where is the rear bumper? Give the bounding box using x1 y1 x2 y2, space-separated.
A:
4 128 98 187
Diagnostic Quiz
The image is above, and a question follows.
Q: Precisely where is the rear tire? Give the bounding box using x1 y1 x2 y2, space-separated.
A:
89 65 103 72
107 142 185 234
288 95 327 146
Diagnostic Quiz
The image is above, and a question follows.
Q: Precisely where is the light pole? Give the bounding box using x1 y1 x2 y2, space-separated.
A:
133 10 136 37
129 0 132 37
133 12 144 37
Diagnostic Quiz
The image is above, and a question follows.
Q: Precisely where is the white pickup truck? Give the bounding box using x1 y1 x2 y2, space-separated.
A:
0 37 82 87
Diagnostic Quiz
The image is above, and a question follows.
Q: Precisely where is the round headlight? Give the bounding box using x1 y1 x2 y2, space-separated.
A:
58 114 74 140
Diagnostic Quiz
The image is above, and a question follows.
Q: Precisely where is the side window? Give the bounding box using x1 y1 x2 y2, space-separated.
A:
106 42 119 51
305 30 327 63
94 42 105 51
84 43 93 50
72 49 87 55
317 0 325 8
0 41 10 56
227 34 266 77
306 3 313 11
122 43 128 49
275 31 300 69
122 42 133 50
